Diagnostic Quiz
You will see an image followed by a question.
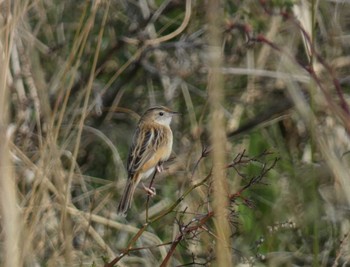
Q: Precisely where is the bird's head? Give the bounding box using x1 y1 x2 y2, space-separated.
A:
141 106 180 126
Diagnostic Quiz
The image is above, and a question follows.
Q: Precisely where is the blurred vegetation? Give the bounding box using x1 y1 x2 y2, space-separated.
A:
1 0 350 266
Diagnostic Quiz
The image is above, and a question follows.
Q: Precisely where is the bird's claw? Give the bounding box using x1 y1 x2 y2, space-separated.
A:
142 183 156 196
156 163 164 173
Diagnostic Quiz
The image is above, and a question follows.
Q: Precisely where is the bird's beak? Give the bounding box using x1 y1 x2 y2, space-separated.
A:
171 111 181 116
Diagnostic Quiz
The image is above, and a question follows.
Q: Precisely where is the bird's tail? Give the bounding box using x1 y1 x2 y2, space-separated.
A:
117 179 137 216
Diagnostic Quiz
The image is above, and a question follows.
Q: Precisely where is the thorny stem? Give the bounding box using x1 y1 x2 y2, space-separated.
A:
191 145 210 176
255 2 350 129
106 152 277 267
159 156 278 266
159 212 213 267
104 172 211 267
227 2 350 131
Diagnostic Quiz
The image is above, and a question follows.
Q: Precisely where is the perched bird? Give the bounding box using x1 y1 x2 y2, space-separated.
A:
117 106 179 216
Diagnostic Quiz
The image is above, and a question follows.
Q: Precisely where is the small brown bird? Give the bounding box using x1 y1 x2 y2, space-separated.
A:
117 106 179 216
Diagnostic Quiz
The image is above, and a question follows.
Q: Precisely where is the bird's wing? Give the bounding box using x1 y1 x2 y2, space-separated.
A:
126 125 163 177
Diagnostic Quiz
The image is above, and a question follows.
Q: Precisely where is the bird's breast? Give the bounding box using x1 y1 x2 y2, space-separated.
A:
154 126 172 161
161 127 173 161
138 126 173 175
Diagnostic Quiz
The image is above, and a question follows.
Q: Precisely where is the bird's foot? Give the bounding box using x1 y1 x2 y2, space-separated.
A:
142 183 156 197
156 162 164 173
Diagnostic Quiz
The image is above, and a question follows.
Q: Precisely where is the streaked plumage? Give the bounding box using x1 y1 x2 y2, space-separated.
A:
117 106 178 216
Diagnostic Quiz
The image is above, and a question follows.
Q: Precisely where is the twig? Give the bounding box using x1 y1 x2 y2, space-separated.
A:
159 213 213 267
105 172 212 267
145 170 158 222
144 0 192 46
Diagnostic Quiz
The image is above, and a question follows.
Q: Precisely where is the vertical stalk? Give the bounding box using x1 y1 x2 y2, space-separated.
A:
206 1 233 266
0 4 22 267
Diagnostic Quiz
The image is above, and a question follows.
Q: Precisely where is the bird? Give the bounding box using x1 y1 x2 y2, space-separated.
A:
117 106 179 216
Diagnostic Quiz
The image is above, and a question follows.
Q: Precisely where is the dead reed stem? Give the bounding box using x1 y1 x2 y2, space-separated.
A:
0 6 22 266
206 1 233 266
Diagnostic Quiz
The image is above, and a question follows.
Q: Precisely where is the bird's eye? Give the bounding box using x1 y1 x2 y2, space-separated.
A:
159 112 164 116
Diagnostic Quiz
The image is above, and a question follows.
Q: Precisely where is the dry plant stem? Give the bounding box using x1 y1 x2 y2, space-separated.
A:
159 213 213 267
256 33 350 130
60 2 109 264
96 0 191 119
292 19 350 113
151 0 191 45
66 206 116 259
51 4 89 141
145 169 158 222
142 0 191 46
16 36 43 147
332 232 350 267
0 8 22 267
206 1 233 266
106 151 275 267
256 24 350 205
105 174 211 267
257 3 350 128
171 161 275 264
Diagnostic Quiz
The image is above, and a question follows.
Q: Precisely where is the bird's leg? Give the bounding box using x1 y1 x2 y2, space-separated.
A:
142 182 156 196
156 161 164 173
